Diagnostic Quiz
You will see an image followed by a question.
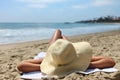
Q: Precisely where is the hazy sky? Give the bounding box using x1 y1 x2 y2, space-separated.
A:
0 0 120 22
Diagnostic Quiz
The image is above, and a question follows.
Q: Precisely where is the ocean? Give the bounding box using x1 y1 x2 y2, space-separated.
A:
0 23 120 44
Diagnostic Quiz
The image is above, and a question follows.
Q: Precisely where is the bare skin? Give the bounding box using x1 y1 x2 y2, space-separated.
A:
17 29 116 73
89 56 115 69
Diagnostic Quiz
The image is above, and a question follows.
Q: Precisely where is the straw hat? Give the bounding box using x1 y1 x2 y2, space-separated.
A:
40 39 92 78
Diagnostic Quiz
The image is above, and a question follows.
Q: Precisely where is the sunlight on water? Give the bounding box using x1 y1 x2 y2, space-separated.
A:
0 23 120 44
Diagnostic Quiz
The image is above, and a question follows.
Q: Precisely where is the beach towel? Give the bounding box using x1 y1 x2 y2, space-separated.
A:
21 52 118 79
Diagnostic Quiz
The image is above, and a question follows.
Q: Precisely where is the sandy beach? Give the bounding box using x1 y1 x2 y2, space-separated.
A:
0 30 120 80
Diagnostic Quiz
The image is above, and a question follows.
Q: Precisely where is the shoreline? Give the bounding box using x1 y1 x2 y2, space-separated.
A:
0 30 120 80
0 23 120 45
0 29 120 46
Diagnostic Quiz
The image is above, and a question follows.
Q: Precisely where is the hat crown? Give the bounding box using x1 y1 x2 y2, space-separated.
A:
47 39 76 66
41 39 92 78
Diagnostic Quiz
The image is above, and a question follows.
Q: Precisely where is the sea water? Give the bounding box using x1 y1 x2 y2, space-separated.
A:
0 23 120 44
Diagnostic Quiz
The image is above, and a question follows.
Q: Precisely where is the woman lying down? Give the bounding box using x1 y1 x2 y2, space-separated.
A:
17 29 115 77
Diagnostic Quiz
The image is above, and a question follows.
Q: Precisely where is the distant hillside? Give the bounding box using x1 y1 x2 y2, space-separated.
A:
75 16 120 23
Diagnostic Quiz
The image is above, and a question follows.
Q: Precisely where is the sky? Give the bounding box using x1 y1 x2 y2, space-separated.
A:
0 0 120 23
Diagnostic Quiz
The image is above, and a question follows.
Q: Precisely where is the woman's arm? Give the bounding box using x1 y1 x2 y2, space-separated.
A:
17 58 43 73
89 56 115 69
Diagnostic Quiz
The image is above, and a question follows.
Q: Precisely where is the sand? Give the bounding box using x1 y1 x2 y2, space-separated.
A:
0 30 120 80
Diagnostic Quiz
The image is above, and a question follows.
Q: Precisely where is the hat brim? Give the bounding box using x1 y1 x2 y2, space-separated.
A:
40 40 92 78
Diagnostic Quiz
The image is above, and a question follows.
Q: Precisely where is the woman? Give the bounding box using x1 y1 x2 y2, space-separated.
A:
17 29 115 73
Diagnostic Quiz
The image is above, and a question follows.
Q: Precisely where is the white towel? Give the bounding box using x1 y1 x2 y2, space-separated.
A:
34 52 46 60
21 52 118 79
21 68 118 79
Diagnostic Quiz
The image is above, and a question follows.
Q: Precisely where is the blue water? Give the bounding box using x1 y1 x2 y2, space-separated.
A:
0 23 120 44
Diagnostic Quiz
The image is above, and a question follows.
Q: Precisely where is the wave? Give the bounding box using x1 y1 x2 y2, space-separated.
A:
0 23 120 44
